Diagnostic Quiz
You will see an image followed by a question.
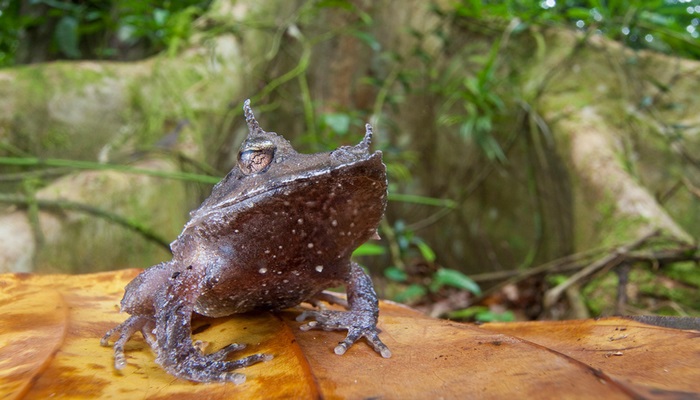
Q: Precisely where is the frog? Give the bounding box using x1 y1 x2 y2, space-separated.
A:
101 100 391 383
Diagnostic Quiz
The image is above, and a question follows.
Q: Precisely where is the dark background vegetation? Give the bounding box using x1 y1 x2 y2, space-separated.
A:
1 0 699 323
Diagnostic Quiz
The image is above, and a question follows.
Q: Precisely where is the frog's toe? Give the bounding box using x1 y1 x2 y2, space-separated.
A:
209 342 248 361
222 372 246 384
102 316 153 370
335 328 392 358
297 309 349 330
296 310 391 358
170 352 273 383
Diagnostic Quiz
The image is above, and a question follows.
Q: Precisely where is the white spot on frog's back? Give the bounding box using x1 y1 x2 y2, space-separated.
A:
259 267 267 274
315 265 324 273
307 243 314 248
331 219 338 227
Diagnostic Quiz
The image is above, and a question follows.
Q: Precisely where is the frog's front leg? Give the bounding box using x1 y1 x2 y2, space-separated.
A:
297 262 392 358
152 265 271 383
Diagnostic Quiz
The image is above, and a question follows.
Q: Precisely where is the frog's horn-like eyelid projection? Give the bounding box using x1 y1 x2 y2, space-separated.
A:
243 99 263 135
360 123 373 151
241 100 292 148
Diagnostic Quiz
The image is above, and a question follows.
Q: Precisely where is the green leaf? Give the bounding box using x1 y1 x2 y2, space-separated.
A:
464 77 480 96
315 0 354 10
446 305 488 319
384 266 408 282
477 134 506 162
153 8 169 26
322 113 351 135
54 15 80 58
565 7 591 21
352 242 385 257
394 284 427 303
639 10 674 28
351 30 381 51
459 118 475 139
387 193 456 208
429 268 481 295
474 310 515 322
447 306 515 322
415 239 436 263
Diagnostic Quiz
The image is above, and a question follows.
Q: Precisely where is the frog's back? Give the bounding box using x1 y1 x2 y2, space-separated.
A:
189 151 385 317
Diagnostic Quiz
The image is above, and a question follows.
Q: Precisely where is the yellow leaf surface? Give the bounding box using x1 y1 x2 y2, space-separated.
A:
0 270 698 399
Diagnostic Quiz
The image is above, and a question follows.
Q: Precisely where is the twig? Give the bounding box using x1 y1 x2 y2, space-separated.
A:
0 157 220 184
543 230 659 310
0 193 170 250
615 262 631 315
683 177 700 200
566 284 590 319
379 219 405 270
471 244 606 301
0 168 71 182
627 246 700 264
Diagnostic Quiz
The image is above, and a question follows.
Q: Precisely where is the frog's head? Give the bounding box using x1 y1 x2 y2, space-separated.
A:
181 100 386 242
237 99 375 175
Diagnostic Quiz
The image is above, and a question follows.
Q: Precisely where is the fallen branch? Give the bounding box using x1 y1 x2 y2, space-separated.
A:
471 245 608 302
543 230 659 310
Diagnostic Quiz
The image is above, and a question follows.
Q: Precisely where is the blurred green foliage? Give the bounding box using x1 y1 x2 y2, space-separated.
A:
0 0 211 67
452 0 700 59
447 306 516 322
0 0 20 66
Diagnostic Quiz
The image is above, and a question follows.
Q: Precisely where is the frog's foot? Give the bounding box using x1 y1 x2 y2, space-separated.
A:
159 349 272 384
297 310 392 358
101 315 154 370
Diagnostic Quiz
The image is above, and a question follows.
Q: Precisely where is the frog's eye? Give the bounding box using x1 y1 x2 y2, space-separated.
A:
237 139 275 175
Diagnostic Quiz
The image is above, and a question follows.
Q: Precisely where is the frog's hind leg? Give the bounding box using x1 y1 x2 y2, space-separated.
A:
152 266 271 383
297 262 392 359
101 315 154 370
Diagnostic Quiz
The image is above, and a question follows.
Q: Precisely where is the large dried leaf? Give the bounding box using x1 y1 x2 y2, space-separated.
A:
479 319 700 398
1 270 698 399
